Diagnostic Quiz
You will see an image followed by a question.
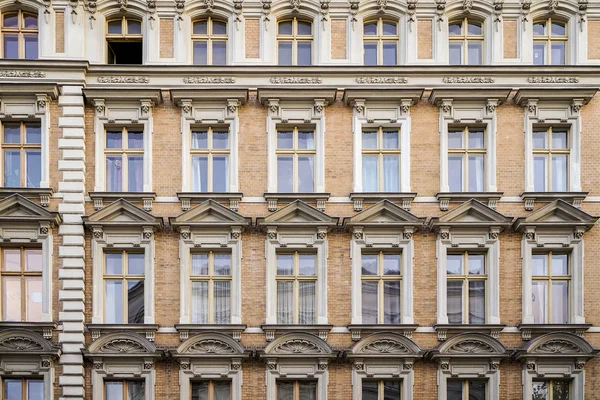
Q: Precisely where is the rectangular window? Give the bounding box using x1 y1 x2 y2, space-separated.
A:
276 252 316 325
533 19 567 65
446 252 486 324
532 127 569 192
190 252 231 324
363 19 399 66
362 380 401 399
105 380 145 400
447 380 486 400
362 127 401 192
361 252 401 324
105 127 144 192
104 252 144 324
532 380 571 400
448 19 484 65
1 122 41 188
191 128 230 192
276 127 315 193
192 18 227 65
531 252 570 324
3 378 44 400
0 247 42 322
191 380 231 400
276 381 317 400
447 127 485 192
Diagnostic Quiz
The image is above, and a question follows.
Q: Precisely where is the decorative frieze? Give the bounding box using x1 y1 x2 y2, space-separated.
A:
443 76 495 84
0 70 46 78
527 76 579 84
270 77 322 84
355 77 408 84
97 76 149 84
183 76 236 84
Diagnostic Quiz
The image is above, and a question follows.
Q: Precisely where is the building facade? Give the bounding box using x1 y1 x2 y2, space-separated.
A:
0 0 600 399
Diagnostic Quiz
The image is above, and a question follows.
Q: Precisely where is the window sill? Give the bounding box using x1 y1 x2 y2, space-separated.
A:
520 191 588 211
0 187 53 207
174 324 247 342
433 324 506 342
176 192 243 212
264 192 331 212
349 192 417 211
88 191 157 211
260 324 333 342
347 324 418 341
86 323 159 342
435 192 504 211
517 323 592 341
0 321 57 340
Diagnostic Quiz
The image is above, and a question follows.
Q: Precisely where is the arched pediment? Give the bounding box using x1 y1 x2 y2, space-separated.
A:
176 332 245 356
186 0 236 19
271 0 321 19
0 329 56 354
358 0 409 21
349 333 422 357
445 0 495 20
523 332 595 356
87 332 157 355
264 333 332 356
437 333 507 356
529 0 579 20
94 0 149 18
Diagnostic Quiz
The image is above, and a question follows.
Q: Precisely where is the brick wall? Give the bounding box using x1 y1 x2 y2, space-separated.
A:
245 19 260 59
503 19 518 59
330 19 347 60
417 19 433 59
55 11 64 53
588 20 600 59
159 18 174 59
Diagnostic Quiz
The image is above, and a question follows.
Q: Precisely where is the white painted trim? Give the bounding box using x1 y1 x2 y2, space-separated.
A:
0 357 54 399
352 360 414 400
179 359 242 400
92 361 155 400
522 361 584 400
437 361 501 400
266 359 328 400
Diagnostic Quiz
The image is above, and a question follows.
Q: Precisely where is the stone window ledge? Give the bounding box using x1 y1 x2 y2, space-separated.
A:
176 192 243 212
520 191 588 211
349 192 417 212
89 192 157 211
435 192 504 211
347 324 419 341
264 193 330 212
260 324 333 342
433 324 506 342
0 321 57 340
0 187 53 207
517 323 592 341
174 324 247 342
86 323 160 342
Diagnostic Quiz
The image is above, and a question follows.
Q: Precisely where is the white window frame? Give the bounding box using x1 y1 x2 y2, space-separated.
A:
264 13 321 65
521 12 576 65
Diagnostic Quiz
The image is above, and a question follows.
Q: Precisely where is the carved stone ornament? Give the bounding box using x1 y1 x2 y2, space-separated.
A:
40 226 49 235
549 0 559 13
188 339 236 354
95 103 105 113
377 0 387 12
349 0 359 23
527 76 579 84
356 77 407 84
579 0 588 26
228 103 238 113
534 340 581 354
93 361 103 370
0 70 46 78
0 337 44 351
270 77 322 84
231 361 242 370
290 0 301 12
268 231 277 239
403 361 413 370
183 76 236 84
116 0 127 11
493 0 504 24
574 230 584 239
486 102 496 114
99 339 147 353
447 340 495 354
443 77 494 84
353 231 363 240
318 361 328 370
143 361 154 370
231 231 240 240
440 231 450 240
525 231 535 240
403 231 413 240
98 76 149 84
436 0 446 26
180 360 190 370
527 103 537 114
182 104 192 114
354 361 364 370
489 231 499 240
262 0 272 22
267 360 277 370
363 339 409 354
463 0 473 13
204 0 214 12
181 231 190 240
143 231 153 239
175 0 185 16
575 361 585 370
317 231 326 240
440 361 450 370
490 361 500 370
272 339 325 354
320 0 330 22
526 361 536 370
354 103 364 113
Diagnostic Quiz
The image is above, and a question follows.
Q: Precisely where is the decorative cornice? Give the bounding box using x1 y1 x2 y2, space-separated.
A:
272 339 325 354
527 76 579 84
262 0 272 24
234 0 243 27
183 76 236 84
0 336 44 351
443 76 494 84
147 0 156 28
447 340 495 354
349 0 359 26
97 76 149 84
270 77 322 84
99 339 146 353
0 70 46 78
355 76 408 84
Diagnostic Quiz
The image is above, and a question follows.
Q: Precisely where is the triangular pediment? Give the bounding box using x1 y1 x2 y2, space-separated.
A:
0 194 60 224
170 200 250 228
430 199 512 229
258 200 337 227
514 200 598 231
344 200 425 228
83 199 163 228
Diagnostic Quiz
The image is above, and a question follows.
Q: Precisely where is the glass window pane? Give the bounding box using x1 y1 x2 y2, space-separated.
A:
532 254 547 275
277 131 294 149
26 150 41 188
552 155 568 191
552 254 568 275
4 123 20 143
128 381 145 400
552 381 570 400
191 254 209 275
193 41 208 65
551 42 566 65
27 380 44 400
533 155 547 192
533 22 546 36
127 156 143 192
26 123 41 144
384 254 400 275
26 276 43 322
552 281 569 324
468 154 484 192
382 42 397 65
191 281 208 324
127 20 142 34
298 41 312 65
214 280 231 324
362 281 378 324
361 381 378 400
4 150 20 187
127 280 144 323
468 41 482 65
468 21 483 35
447 280 463 324
362 131 378 149
533 42 546 65
24 34 38 59
552 130 568 149
3 249 20 271
278 41 293 65
468 254 485 274
4 380 22 400
383 281 400 324
213 41 227 65
383 130 399 149
276 254 293 275
532 281 548 324
127 130 143 149
25 249 42 272
448 155 463 192
213 20 227 35
364 22 377 35
214 381 231 400
552 22 566 36
105 280 123 324
299 254 316 276
193 130 208 148
297 21 312 35
297 131 315 150
533 131 547 149
128 253 144 275
3 13 18 27
469 381 486 400
362 155 378 192
192 156 208 192
448 130 463 148
298 381 317 400
364 42 378 65
449 22 463 35
213 155 229 192
105 253 123 275
191 382 209 400
213 131 229 149
278 21 293 35
106 130 123 148
194 21 208 34
298 281 316 324
298 155 314 192
382 155 399 192
277 281 293 324
449 42 463 65
214 253 231 275
468 130 484 148
469 280 485 324
383 381 401 400
3 34 18 58
447 254 463 275
361 254 378 275
107 20 122 34
532 382 548 400
382 22 397 35
446 381 463 400
105 382 123 400
3 276 21 321
277 381 294 400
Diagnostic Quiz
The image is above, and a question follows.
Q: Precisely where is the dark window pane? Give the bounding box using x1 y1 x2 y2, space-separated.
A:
447 280 463 323
468 281 485 324
26 123 41 144
361 381 378 400
383 281 400 324
191 382 209 400
213 41 227 65
214 381 231 400
469 381 486 400
127 20 142 34
552 381 570 400
213 20 227 35
108 20 122 34
362 281 378 324
3 13 18 28
194 21 208 34
193 41 208 65
23 14 38 29
297 20 312 35
278 41 292 65
364 22 377 35
24 34 38 59
3 34 18 58
383 381 401 400
364 42 378 65
128 381 145 400
298 381 317 400
278 21 292 35
128 280 144 323
447 381 463 400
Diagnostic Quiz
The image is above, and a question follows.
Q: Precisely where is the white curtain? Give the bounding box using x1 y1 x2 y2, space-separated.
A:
298 281 316 324
551 281 568 324
468 281 485 324
446 281 463 323
214 382 231 400
105 156 122 192
105 280 122 324
212 155 229 192
382 155 399 192
192 156 208 192
298 156 314 192
128 381 145 400
276 382 294 400
191 382 208 400
192 281 208 324
533 155 547 192
531 281 547 324
277 281 293 324
552 155 568 191
383 281 400 324
361 281 378 324
298 382 317 400
214 281 231 324
468 155 484 192
362 155 378 192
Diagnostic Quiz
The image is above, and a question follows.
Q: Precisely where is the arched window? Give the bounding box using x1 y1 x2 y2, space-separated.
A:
1 10 38 59
448 17 483 65
192 17 227 65
277 17 312 66
106 16 143 64
533 18 566 65
363 18 398 66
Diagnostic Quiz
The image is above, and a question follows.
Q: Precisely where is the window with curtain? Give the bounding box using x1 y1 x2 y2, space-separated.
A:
104 252 144 324
531 252 570 324
190 252 231 324
191 380 231 400
361 252 401 325
447 380 486 400
1 247 42 322
276 252 316 325
106 16 143 64
191 127 229 192
447 127 485 192
1 121 41 188
446 252 486 325
276 127 315 193
363 18 398 66
277 18 312 65
1 10 38 59
2 378 44 400
276 381 317 400
533 18 567 65
532 127 569 192
362 127 401 192
105 127 144 192
362 380 401 400
448 18 483 65
105 380 145 400
532 380 571 400
192 17 227 65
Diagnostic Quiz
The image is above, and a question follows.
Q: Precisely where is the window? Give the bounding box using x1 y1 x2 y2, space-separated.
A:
446 253 486 325
531 252 569 324
362 380 401 400
191 128 229 192
1 247 42 322
191 381 231 400
363 18 398 66
276 381 317 400
190 252 231 324
532 127 569 192
3 378 43 400
105 127 144 192
1 10 37 59
448 18 483 65
1 121 41 188
361 252 401 325
106 16 143 65
277 18 312 65
447 127 485 192
104 251 145 324
105 380 145 400
533 19 566 65
276 127 315 193
192 18 227 65
361 128 401 192
447 380 486 400
532 380 570 400
276 252 316 325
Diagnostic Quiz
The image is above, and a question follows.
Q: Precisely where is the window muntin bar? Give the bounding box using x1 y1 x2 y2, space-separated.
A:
276 127 315 193
361 252 401 324
1 121 42 188
363 18 399 66
104 251 145 324
531 252 570 324
532 127 569 192
449 18 483 65
276 252 317 325
533 18 567 65
362 127 401 192
446 252 486 324
447 126 486 192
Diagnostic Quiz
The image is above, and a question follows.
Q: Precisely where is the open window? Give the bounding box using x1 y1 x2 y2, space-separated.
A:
106 16 143 65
